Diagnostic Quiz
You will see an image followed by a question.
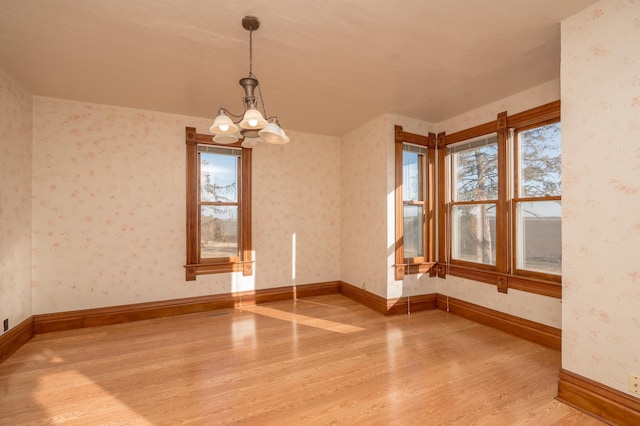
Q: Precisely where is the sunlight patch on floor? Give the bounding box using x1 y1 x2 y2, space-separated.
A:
244 305 365 334
34 370 154 425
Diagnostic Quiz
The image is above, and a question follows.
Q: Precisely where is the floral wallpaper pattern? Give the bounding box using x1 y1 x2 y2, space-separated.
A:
561 0 640 396
0 70 32 332
340 115 390 298
31 97 340 313
252 129 341 289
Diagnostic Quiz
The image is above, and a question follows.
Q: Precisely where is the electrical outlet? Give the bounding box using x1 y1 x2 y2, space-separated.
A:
629 373 640 395
3 318 7 332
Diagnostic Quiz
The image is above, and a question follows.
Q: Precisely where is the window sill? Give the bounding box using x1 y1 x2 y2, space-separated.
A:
185 262 253 281
394 262 437 280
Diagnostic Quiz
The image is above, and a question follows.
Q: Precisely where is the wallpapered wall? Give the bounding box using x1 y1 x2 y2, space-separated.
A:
31 96 341 314
340 114 390 298
561 0 640 396
0 70 32 330
340 113 437 300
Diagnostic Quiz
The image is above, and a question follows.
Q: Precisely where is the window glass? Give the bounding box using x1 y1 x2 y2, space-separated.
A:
200 152 238 203
403 149 422 201
515 201 561 274
200 205 239 259
451 204 496 265
518 123 561 198
451 136 498 201
403 205 423 258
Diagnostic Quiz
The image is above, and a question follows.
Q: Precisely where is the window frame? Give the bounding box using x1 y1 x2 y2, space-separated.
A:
185 127 253 281
447 133 500 270
437 101 561 297
394 125 436 280
511 119 562 281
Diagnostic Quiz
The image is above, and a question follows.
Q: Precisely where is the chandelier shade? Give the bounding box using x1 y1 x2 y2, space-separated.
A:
239 108 268 130
258 120 290 144
210 110 239 135
212 133 240 144
209 16 289 147
241 137 261 148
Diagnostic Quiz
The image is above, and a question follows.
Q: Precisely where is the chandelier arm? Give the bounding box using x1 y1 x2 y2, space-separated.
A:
256 79 269 119
218 107 246 120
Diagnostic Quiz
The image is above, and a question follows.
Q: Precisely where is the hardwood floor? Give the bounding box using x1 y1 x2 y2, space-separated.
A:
0 294 604 425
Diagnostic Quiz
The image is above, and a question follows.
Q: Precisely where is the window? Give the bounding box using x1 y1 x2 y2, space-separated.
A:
394 126 435 280
438 101 561 296
185 127 252 281
448 134 498 267
403 144 427 258
513 121 561 276
199 146 241 260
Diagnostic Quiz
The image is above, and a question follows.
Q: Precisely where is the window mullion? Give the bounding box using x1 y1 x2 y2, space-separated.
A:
495 111 508 276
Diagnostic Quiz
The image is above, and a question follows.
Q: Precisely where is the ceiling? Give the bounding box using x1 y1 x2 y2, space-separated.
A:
0 0 597 136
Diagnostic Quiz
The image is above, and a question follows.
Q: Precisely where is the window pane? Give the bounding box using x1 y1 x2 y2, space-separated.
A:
200 205 239 259
453 143 498 201
403 204 423 258
518 122 561 197
403 150 421 201
515 201 561 274
200 152 238 203
451 204 496 265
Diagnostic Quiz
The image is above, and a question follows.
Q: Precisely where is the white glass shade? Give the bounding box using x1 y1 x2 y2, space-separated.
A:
210 113 239 135
280 128 290 144
241 137 261 148
258 122 290 145
239 108 268 129
213 133 239 144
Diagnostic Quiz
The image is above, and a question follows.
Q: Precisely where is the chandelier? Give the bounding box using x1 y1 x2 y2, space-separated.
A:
209 16 289 148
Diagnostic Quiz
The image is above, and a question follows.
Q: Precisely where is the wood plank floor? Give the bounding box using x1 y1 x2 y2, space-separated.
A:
0 294 604 425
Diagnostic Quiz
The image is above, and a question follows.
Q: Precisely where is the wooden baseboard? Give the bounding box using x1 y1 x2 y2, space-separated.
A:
435 294 561 350
557 369 640 425
339 281 388 314
296 281 341 298
339 281 437 316
386 293 438 315
0 317 34 364
33 281 341 334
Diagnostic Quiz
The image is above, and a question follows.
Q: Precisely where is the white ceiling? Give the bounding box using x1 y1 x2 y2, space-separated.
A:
0 0 597 136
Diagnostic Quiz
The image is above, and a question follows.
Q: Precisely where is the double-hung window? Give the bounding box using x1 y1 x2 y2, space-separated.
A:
394 126 435 279
438 101 561 296
448 134 499 267
513 121 561 277
185 127 252 281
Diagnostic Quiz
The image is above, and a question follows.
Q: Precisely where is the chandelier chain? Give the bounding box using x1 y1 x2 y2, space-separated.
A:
249 28 254 77
248 26 269 119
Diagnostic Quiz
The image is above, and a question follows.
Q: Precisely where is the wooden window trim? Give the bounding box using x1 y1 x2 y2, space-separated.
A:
437 101 562 298
394 126 436 280
184 127 253 281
